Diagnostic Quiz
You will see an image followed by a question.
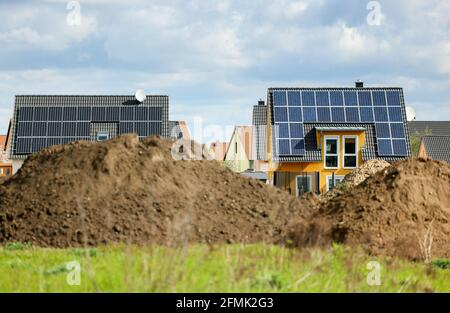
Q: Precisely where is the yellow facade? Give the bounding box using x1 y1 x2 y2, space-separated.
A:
269 129 366 194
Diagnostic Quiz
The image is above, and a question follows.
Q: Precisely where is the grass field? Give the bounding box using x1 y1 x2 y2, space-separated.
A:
1 243 449 292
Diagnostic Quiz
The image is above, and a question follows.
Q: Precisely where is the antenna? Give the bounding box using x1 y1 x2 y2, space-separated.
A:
405 106 416 121
135 89 146 102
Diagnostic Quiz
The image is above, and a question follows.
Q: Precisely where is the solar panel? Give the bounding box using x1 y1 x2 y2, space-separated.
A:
316 92 329 106
392 139 407 155
77 107 91 120
289 123 303 138
17 122 33 136
92 106 106 121
121 106 134 120
76 122 90 137
32 122 47 136
386 91 400 106
48 122 61 136
105 107 120 121
274 107 288 122
390 123 405 138
344 91 357 106
330 91 344 106
374 107 388 121
63 107 77 121
119 121 134 134
377 139 392 155
303 107 316 122
150 122 162 134
317 107 331 121
388 107 403 122
34 107 48 121
149 107 162 121
49 107 63 121
62 122 77 136
331 107 345 122
358 91 372 106
33 138 47 152
47 137 61 147
375 123 390 138
360 107 374 122
273 91 287 106
277 139 290 155
135 107 149 121
135 122 149 136
18 107 34 121
291 139 305 154
287 91 301 106
345 107 359 122
289 107 302 122
302 91 315 106
275 123 289 138
372 91 386 106
16 138 32 154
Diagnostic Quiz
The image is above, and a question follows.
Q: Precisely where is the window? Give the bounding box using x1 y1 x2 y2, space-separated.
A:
96 132 110 141
6 168 11 176
324 136 339 169
327 175 345 191
343 136 358 168
296 175 312 196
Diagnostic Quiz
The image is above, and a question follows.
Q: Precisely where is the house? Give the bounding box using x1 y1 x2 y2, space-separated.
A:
224 126 254 173
264 81 412 195
408 121 450 136
252 100 269 173
0 135 12 177
169 120 191 140
8 94 169 174
418 136 450 163
209 141 228 161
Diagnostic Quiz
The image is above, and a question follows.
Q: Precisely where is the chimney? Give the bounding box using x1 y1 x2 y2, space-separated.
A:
258 99 265 106
355 80 364 88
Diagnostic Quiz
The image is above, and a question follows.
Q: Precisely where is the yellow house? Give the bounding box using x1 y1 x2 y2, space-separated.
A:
223 126 254 173
263 82 412 195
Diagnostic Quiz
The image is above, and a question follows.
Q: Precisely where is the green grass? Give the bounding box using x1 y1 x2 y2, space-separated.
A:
0 243 449 292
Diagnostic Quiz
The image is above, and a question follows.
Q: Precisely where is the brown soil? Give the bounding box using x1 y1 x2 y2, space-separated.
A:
288 158 450 260
319 159 390 203
0 135 308 248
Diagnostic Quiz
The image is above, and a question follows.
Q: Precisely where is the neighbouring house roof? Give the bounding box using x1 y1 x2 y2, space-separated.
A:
252 103 267 161
169 120 191 140
9 95 169 159
315 126 366 131
267 87 412 163
209 141 228 161
420 136 450 163
408 121 450 136
0 135 6 151
241 170 268 181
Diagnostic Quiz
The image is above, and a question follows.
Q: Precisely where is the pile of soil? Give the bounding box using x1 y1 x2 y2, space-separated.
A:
320 159 390 202
288 158 450 260
0 135 308 248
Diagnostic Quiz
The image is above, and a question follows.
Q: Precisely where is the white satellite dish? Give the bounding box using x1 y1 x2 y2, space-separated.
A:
135 89 146 102
405 106 416 122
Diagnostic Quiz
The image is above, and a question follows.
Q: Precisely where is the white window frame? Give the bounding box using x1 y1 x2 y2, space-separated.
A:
96 132 110 142
326 175 345 192
296 174 312 197
324 135 340 169
343 135 358 169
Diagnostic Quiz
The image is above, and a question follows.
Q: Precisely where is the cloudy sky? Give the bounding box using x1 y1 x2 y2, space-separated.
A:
0 0 449 141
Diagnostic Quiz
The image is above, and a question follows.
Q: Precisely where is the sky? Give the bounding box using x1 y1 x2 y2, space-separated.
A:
0 0 449 142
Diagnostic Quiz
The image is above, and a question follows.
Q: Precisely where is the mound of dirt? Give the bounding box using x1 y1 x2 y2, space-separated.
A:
0 135 308 248
320 159 390 203
288 158 450 260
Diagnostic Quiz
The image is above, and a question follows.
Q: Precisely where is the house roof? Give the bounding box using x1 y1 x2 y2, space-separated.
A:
252 104 267 161
0 135 6 151
267 86 412 162
408 121 450 136
9 95 169 158
224 126 253 161
421 136 450 163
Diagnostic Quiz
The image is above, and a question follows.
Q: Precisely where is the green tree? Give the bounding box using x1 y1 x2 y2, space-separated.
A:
410 128 432 157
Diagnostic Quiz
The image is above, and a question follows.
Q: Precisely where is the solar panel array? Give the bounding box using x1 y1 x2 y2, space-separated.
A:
14 105 163 154
271 89 408 157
